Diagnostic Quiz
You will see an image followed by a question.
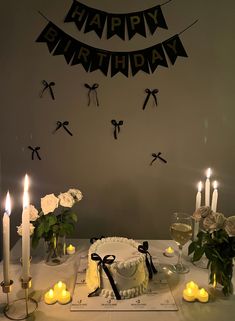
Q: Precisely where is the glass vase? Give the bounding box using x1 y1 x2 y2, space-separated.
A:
208 259 233 297
44 234 67 266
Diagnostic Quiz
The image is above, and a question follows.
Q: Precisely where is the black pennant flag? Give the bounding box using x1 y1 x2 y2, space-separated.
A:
130 49 150 76
126 12 146 40
84 7 106 39
90 49 110 76
36 22 62 53
64 0 88 31
111 52 129 77
147 43 168 73
53 33 78 64
107 14 126 40
163 34 188 65
144 5 168 35
71 42 92 71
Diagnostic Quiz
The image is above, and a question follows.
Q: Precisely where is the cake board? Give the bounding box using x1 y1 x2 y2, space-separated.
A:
70 255 178 312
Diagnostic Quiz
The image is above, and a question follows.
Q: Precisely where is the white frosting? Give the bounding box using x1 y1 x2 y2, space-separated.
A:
86 237 149 299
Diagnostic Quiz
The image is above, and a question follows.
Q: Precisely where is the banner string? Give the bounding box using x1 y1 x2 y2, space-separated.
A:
179 19 199 35
38 11 198 37
38 11 50 22
160 0 173 6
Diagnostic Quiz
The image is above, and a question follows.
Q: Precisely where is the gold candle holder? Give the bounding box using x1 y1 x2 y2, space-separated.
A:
1 277 38 320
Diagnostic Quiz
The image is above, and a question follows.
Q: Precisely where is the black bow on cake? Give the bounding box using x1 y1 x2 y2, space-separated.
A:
40 80 55 100
90 236 105 244
84 83 99 106
138 241 157 279
143 88 159 110
28 146 41 160
150 152 167 165
88 253 121 300
53 121 73 136
111 120 123 139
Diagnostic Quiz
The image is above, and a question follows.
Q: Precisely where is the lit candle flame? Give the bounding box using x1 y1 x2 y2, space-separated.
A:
58 281 63 288
187 288 193 295
199 288 206 295
49 289 54 297
198 181 203 192
213 180 218 189
5 191 11 216
206 168 211 178
23 174 30 208
61 289 67 297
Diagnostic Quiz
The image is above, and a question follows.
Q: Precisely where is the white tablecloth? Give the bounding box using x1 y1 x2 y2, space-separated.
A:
1 239 235 321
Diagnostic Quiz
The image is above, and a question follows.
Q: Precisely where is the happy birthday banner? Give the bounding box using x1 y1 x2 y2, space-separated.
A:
64 0 171 40
36 21 189 77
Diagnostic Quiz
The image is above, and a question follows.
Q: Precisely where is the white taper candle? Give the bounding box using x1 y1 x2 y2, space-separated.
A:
211 181 218 212
3 192 11 285
205 168 211 206
22 174 30 282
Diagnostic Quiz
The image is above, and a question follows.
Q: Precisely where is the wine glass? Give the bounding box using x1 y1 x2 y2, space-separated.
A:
169 212 192 274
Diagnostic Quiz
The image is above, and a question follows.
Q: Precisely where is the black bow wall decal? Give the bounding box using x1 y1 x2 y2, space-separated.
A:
111 120 123 139
138 241 157 279
28 146 41 160
40 80 55 100
88 253 121 300
150 152 167 165
53 121 73 136
90 236 105 244
84 83 99 106
143 88 159 110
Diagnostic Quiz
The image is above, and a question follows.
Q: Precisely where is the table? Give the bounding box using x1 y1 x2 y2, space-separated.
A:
1 239 235 321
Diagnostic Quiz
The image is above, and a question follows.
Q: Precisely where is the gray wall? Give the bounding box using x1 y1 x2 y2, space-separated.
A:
1 0 235 253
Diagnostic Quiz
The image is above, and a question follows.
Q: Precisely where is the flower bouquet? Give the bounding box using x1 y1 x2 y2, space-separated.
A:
189 206 235 296
19 188 83 265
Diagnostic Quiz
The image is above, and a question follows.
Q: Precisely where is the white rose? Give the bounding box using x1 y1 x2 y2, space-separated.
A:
41 194 59 215
59 192 75 208
17 223 35 236
68 188 83 202
28 205 39 221
203 211 226 231
225 216 235 236
193 206 211 222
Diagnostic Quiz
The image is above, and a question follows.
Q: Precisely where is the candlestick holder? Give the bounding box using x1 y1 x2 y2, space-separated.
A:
0 277 38 320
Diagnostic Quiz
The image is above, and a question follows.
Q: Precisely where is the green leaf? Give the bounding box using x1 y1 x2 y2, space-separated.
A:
32 234 39 249
192 246 205 262
188 242 196 256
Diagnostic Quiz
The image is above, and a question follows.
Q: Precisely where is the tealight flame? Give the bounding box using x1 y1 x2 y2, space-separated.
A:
5 191 11 216
58 281 63 288
187 288 193 294
198 181 203 192
61 289 67 297
213 181 218 189
206 168 212 179
213 273 217 288
199 288 206 295
49 289 54 297
166 247 174 253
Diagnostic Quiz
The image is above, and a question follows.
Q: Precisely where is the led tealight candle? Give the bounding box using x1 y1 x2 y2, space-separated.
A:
22 174 30 282
44 289 57 305
3 192 11 285
183 287 195 302
66 244 75 255
211 181 218 212
164 247 174 257
205 168 211 206
57 289 71 305
197 288 209 303
54 281 66 296
186 281 199 294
